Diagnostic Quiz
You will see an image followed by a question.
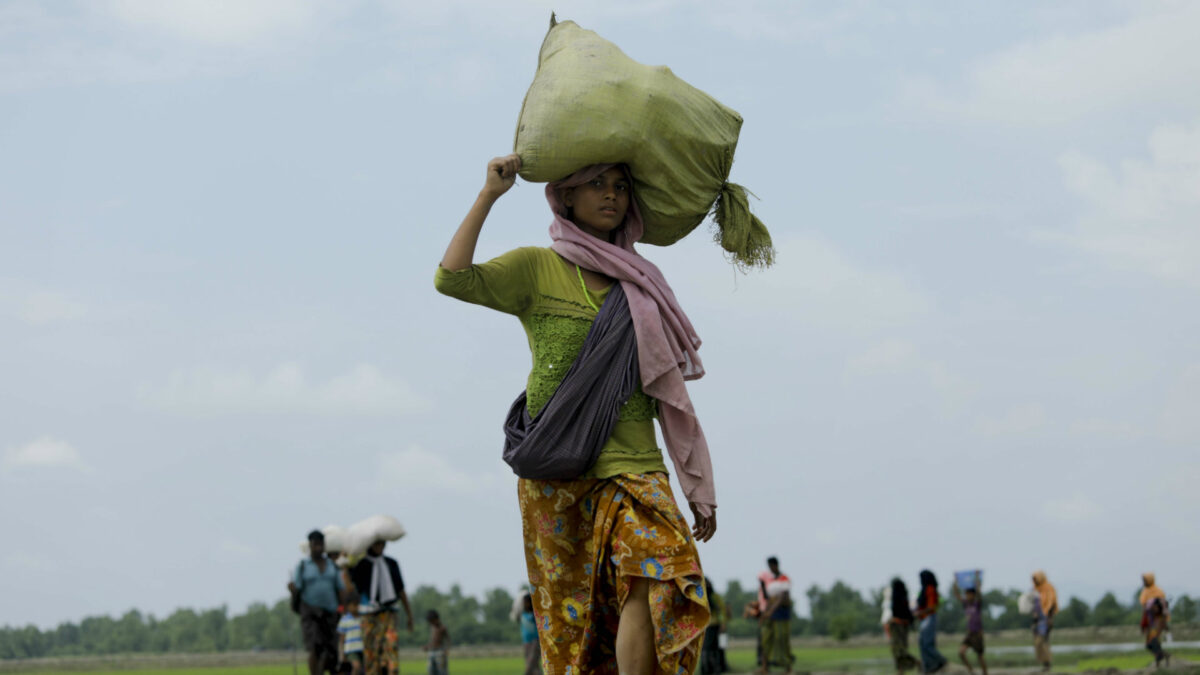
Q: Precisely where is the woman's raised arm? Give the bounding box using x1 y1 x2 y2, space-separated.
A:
440 154 521 271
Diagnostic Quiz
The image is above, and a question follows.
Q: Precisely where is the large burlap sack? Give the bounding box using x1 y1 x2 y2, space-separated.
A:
514 16 774 268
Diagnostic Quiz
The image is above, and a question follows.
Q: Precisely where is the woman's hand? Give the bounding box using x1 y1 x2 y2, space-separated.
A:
440 154 522 271
689 502 716 542
482 154 521 199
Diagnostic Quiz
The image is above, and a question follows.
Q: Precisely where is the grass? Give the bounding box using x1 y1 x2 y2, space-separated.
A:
12 647 1199 674
2 658 521 675
1072 649 1200 672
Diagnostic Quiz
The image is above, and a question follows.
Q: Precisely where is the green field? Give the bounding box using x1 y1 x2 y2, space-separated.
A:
9 647 1198 674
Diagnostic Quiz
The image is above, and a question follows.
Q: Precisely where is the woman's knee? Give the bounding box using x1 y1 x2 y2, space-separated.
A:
624 577 651 612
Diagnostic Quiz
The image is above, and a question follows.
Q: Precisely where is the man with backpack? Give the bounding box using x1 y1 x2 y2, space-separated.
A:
288 530 347 675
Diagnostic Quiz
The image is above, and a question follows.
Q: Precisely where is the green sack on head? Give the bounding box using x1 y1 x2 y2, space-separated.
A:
513 16 774 268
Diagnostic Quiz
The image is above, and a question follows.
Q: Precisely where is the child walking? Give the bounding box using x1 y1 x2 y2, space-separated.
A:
952 579 987 675
424 610 449 675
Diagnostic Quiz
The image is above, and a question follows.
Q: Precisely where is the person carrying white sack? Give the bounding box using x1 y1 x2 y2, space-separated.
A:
348 540 413 675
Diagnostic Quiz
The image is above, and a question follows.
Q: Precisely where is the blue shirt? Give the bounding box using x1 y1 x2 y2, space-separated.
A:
520 611 538 644
294 557 345 613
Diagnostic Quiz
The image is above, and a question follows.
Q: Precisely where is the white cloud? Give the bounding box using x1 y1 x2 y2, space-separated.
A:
140 363 430 416
1 437 89 472
1042 492 1103 523
846 339 917 375
216 539 260 563
900 3 1200 125
1160 363 1200 444
374 446 502 494
844 338 973 409
690 234 934 332
17 291 88 326
976 404 1047 436
1044 118 1200 288
1070 417 1143 440
2 552 52 573
104 0 322 45
0 0 341 91
698 1 896 54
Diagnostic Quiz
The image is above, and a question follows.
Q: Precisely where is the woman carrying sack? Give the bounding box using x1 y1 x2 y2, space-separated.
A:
435 154 717 674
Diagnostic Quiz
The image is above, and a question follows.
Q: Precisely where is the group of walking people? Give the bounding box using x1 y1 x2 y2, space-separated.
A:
289 529 451 675
884 570 1175 675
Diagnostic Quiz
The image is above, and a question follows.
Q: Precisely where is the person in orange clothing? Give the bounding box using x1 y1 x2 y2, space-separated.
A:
1144 598 1170 667
1031 570 1058 671
1140 573 1169 615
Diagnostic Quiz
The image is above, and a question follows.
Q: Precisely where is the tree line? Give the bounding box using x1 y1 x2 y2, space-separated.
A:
2 582 1196 659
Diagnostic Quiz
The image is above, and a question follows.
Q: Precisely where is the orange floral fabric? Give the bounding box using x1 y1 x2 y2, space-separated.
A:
519 471 709 675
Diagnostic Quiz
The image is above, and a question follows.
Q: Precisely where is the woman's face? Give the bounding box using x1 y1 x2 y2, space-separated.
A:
563 167 630 239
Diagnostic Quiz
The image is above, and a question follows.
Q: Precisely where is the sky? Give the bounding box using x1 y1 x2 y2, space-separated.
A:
2 0 1199 630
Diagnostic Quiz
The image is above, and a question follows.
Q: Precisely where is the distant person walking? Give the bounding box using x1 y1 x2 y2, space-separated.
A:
1144 598 1170 667
1140 574 1170 668
423 610 449 675
914 570 947 674
518 592 542 675
757 556 794 674
337 601 364 675
952 577 987 675
700 577 727 675
1031 570 1058 671
1139 573 1169 616
886 578 919 674
289 530 347 675
350 540 414 675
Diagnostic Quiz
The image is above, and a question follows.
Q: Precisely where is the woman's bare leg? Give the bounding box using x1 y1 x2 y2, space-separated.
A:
616 577 656 674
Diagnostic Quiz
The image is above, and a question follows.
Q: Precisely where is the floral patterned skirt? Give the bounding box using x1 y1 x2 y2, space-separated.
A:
360 611 399 675
519 471 709 675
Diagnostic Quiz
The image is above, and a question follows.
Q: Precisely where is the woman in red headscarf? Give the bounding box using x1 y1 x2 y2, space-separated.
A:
435 155 716 674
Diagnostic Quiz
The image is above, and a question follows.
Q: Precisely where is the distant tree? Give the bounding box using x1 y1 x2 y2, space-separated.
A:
482 588 515 624
261 615 289 650
722 579 758 639
938 587 964 634
52 621 82 655
1055 597 1091 629
806 581 876 637
1092 592 1126 626
1172 595 1196 624
228 603 270 650
983 588 1024 630
829 614 856 641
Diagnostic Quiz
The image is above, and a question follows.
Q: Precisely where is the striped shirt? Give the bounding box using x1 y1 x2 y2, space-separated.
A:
337 613 363 653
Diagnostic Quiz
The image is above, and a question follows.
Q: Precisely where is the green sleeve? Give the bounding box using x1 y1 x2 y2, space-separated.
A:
433 247 540 315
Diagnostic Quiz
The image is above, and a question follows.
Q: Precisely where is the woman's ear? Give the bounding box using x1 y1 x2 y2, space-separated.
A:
562 187 574 208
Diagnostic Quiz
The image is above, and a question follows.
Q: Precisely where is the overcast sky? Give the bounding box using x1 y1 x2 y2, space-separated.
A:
2 0 1199 630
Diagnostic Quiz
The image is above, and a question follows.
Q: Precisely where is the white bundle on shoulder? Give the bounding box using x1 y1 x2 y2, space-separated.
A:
1018 589 1037 615
881 586 893 625
344 514 407 556
765 579 791 598
298 524 350 555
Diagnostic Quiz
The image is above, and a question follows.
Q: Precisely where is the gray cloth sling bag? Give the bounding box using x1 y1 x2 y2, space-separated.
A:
503 283 640 480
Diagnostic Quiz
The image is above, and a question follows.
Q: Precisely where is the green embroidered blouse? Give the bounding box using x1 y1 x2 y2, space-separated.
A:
434 246 667 479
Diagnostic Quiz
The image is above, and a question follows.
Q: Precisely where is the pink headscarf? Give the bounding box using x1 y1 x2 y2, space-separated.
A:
547 164 715 516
